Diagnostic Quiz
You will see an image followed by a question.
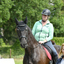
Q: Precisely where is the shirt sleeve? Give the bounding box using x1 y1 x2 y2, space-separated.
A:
46 23 54 41
32 22 37 36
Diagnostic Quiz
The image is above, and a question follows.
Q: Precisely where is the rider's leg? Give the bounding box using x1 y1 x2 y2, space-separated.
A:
44 41 58 64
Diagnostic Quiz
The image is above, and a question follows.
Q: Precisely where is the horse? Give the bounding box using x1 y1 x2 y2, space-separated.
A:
15 17 61 64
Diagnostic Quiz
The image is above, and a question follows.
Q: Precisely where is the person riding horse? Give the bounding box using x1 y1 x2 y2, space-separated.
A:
32 9 58 64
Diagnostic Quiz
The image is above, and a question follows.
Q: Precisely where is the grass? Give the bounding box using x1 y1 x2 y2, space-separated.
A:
0 52 24 64
0 44 24 64
14 59 23 64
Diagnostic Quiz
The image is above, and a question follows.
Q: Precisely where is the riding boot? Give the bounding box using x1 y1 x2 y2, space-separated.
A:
53 55 58 64
49 60 53 64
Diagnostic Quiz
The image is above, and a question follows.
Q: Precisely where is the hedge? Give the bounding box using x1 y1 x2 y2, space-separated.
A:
52 37 64 45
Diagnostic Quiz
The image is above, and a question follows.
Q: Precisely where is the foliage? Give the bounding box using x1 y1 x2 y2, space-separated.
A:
0 38 6 46
0 39 24 58
50 0 64 36
0 0 64 44
0 0 14 22
51 16 64 36
52 37 64 45
11 39 25 56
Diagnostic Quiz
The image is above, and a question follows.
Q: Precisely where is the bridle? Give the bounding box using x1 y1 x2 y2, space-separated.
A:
16 25 39 49
19 36 26 40
16 25 27 40
16 24 29 48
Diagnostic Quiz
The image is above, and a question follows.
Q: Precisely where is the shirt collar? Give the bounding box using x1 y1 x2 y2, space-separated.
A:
39 20 50 24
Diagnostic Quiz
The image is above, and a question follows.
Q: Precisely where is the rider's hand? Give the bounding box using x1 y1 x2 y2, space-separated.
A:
39 40 47 44
39 41 44 44
44 39 47 43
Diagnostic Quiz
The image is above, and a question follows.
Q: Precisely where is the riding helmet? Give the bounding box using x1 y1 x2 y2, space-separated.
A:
42 9 51 16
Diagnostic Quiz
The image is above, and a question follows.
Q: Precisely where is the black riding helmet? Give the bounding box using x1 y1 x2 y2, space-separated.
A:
42 9 51 16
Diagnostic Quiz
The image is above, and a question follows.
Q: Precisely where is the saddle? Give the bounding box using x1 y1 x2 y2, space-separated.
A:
42 44 54 61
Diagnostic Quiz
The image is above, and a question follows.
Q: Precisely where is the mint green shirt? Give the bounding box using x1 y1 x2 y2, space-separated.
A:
32 20 54 41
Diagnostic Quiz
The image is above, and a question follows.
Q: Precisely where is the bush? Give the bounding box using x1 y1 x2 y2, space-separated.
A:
0 39 25 58
11 39 25 57
0 38 6 46
52 37 64 45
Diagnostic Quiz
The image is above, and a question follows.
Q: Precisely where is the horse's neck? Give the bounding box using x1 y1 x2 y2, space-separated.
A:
27 27 38 48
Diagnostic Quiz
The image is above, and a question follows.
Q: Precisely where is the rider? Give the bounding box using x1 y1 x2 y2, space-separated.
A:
32 9 58 64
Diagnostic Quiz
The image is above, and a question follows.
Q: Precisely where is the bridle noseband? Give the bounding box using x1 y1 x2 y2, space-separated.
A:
19 36 26 40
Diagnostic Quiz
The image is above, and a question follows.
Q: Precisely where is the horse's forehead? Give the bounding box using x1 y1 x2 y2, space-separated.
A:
18 21 25 26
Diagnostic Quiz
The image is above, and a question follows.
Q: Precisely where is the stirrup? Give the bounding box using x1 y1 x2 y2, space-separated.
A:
49 60 53 64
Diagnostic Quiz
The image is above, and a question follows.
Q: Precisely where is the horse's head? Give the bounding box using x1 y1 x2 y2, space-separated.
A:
15 17 28 48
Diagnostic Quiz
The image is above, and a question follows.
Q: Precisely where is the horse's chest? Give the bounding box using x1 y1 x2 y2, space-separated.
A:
28 55 39 64
33 51 40 63
27 51 40 64
33 51 40 61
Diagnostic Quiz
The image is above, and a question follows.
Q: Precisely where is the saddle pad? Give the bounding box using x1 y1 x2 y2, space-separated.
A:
42 46 52 60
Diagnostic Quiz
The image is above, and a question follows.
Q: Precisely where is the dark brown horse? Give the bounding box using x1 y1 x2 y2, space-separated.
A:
15 17 61 64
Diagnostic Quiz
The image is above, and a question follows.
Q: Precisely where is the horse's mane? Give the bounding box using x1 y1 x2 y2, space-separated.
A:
27 25 36 40
27 25 38 45
27 25 32 32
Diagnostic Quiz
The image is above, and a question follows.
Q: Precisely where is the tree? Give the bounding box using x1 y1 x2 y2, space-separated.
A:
50 0 64 36
0 0 63 44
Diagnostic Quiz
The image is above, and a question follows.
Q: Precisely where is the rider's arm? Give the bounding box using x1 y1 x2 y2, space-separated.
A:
46 23 54 41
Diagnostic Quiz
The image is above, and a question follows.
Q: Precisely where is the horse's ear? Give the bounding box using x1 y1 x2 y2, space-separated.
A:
24 17 28 24
15 18 19 25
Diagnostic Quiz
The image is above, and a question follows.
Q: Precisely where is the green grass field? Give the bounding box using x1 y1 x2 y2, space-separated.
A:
14 59 23 64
